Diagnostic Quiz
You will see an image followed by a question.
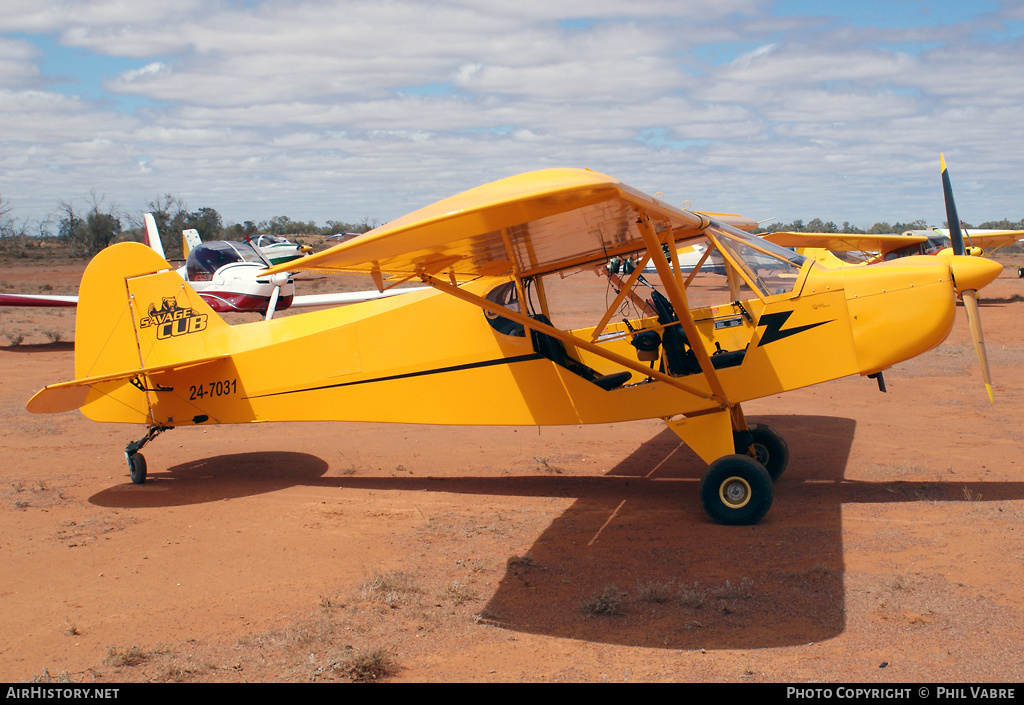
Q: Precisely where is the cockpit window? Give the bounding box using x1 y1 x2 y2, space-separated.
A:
186 241 263 281
255 235 289 247
883 243 922 261
921 236 949 255
484 281 526 336
705 223 806 298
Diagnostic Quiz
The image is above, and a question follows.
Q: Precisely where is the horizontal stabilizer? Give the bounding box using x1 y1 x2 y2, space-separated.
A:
27 354 230 415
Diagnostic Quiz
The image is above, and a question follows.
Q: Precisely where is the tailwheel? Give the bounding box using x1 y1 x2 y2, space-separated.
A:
738 423 789 481
699 454 773 525
127 453 147 484
123 425 172 485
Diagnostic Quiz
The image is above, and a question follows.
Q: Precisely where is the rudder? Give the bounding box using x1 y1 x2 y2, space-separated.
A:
75 242 228 380
37 242 235 424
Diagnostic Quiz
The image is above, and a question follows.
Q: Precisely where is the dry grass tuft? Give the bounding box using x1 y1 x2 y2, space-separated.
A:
329 645 398 682
360 569 421 608
104 645 150 668
580 585 624 616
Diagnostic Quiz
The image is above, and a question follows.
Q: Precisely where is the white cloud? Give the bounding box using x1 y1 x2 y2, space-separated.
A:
0 1 1022 228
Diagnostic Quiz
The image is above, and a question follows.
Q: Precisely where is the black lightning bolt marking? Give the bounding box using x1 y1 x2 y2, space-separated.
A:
756 311 833 347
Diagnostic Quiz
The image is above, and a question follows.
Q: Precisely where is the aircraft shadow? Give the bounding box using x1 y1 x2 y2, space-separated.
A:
1 342 75 353
84 416 1024 650
89 451 329 508
978 296 1024 306
320 413 1024 650
483 414 857 650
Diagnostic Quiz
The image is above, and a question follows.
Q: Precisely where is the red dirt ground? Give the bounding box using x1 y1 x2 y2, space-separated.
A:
1 254 1023 683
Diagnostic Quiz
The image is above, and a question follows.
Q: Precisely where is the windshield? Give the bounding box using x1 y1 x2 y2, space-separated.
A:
186 241 264 280
922 236 949 255
255 235 289 247
704 222 806 298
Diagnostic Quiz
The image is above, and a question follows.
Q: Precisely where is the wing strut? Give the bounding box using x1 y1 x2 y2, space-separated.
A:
419 273 714 401
636 215 730 407
589 251 652 342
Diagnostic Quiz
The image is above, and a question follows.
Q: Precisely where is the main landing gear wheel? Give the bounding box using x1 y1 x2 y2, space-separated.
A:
699 454 773 526
738 423 789 481
127 453 147 485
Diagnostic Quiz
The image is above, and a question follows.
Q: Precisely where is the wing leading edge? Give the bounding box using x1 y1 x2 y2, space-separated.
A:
263 168 719 282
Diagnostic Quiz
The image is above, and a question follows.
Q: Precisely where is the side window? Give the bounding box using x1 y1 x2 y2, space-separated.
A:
484 282 525 336
884 244 919 261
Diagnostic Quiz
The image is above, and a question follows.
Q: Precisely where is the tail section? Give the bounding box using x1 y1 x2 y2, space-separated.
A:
142 213 167 260
182 228 202 257
29 242 234 426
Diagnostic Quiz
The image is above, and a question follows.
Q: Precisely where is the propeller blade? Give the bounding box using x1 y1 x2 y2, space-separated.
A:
940 153 966 256
265 284 281 321
942 154 996 403
962 289 994 404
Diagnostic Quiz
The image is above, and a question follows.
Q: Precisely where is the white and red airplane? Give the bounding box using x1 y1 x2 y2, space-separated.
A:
2 214 421 319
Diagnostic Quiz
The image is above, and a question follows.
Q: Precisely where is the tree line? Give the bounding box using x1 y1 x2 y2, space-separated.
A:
754 216 1024 236
0 192 380 258
1 191 1021 259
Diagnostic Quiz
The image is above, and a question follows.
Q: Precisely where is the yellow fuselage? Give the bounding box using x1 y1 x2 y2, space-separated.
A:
68 243 977 431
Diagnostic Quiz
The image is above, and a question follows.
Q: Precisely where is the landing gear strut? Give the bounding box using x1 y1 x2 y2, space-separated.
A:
124 426 172 484
665 410 789 525
735 423 789 481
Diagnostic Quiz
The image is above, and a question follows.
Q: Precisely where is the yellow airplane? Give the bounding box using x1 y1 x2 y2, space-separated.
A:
763 155 1023 268
763 228 1024 267
26 163 1002 525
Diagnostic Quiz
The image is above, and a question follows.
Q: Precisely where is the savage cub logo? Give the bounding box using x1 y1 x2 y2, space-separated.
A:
140 297 208 340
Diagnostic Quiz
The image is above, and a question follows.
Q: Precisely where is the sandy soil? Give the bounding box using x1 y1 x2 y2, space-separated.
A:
1 254 1023 683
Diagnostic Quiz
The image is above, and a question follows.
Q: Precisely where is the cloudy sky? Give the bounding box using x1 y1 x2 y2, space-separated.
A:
1 0 1022 231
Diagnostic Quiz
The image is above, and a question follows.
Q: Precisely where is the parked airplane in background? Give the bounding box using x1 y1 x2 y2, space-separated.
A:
163 222 294 318
251 234 312 266
763 225 1023 266
27 157 1002 527
3 214 418 319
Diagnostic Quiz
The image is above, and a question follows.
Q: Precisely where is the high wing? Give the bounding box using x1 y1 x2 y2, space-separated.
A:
0 286 411 311
761 231 928 253
0 293 78 307
763 228 1024 261
263 167 784 414
288 288 428 308
925 228 1024 253
263 168 714 284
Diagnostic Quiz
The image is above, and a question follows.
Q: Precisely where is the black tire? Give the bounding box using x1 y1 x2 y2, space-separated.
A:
739 423 789 481
699 454 773 525
1018 266 1023 278
128 453 147 484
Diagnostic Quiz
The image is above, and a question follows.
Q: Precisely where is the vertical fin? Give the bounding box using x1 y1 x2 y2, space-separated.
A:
182 228 202 257
143 213 167 260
